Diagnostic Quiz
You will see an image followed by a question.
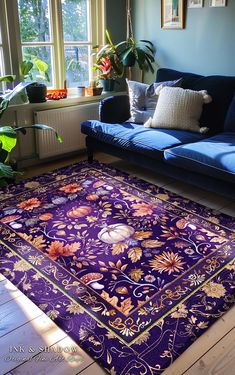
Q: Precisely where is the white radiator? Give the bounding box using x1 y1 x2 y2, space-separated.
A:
34 103 99 159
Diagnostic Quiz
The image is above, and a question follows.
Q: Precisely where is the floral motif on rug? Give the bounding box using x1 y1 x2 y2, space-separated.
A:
0 161 234 374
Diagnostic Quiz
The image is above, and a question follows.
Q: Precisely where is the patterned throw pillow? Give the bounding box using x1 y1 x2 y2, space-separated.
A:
126 78 182 124
144 86 212 133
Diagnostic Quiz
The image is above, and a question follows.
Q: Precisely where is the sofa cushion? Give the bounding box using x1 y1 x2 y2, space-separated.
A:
224 94 235 132
126 78 182 124
156 68 235 133
192 76 235 133
81 120 205 159
99 95 130 123
164 133 235 183
144 86 211 133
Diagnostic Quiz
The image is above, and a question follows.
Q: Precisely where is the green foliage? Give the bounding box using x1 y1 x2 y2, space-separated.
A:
20 57 50 82
20 61 34 78
0 80 62 186
92 30 155 80
119 38 155 73
0 75 16 83
92 30 124 80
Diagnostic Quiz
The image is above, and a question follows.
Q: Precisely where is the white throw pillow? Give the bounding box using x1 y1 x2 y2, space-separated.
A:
126 78 182 124
144 86 212 133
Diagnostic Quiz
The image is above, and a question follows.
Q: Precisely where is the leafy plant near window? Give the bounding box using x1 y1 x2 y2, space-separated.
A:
19 57 50 103
92 29 155 84
0 78 62 187
119 38 155 73
20 56 50 83
92 30 124 81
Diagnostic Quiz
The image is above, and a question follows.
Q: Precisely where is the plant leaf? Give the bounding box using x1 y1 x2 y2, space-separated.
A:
145 45 155 54
33 58 48 74
145 55 155 73
140 40 154 46
105 29 114 47
0 162 19 178
120 47 133 61
20 61 33 76
0 126 17 152
0 99 10 119
0 75 16 83
14 124 62 143
135 48 146 69
2 82 34 102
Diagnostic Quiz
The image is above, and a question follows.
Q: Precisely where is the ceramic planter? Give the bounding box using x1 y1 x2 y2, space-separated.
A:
26 83 47 103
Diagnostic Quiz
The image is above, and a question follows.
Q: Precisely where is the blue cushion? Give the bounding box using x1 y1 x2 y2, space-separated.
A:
224 94 235 132
164 133 235 183
192 76 235 133
156 68 235 133
81 120 205 159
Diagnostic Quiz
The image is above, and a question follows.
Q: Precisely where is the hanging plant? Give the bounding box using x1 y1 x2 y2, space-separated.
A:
119 38 155 72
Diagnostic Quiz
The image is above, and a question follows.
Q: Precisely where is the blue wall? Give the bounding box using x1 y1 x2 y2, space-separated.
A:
106 0 126 43
132 0 235 79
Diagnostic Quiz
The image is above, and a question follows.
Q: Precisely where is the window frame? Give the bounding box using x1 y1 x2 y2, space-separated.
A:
0 0 13 80
1 0 105 89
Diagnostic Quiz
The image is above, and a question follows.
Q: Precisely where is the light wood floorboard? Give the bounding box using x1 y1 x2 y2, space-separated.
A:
1 152 234 375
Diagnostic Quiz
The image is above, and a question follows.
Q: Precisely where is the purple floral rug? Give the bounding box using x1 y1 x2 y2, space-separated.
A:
0 161 234 374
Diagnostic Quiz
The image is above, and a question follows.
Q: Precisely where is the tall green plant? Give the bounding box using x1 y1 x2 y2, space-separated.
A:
0 81 62 187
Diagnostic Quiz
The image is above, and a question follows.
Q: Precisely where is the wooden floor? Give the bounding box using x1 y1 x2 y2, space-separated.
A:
1 152 235 375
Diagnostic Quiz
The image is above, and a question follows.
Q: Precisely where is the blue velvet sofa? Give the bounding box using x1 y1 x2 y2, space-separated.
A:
81 68 235 200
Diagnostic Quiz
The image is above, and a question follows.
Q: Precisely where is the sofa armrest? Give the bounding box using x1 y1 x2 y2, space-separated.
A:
99 95 130 123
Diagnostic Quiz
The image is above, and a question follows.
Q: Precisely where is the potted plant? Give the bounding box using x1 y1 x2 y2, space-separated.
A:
92 30 124 92
22 57 50 103
0 79 62 186
118 37 155 73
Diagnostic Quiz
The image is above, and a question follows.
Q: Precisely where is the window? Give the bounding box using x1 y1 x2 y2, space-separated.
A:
18 0 54 86
1 0 104 89
62 0 90 88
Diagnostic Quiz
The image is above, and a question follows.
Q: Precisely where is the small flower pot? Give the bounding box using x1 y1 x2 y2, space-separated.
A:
85 87 103 96
99 79 115 92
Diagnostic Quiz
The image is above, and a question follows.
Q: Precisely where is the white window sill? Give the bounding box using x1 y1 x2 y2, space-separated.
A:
9 90 127 111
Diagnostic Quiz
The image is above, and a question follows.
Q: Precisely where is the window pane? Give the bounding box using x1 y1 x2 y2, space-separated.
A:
22 46 53 86
65 45 89 87
62 0 88 42
18 0 51 42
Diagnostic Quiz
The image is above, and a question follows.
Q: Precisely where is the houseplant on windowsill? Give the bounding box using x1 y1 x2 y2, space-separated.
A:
21 57 50 103
92 30 124 92
0 77 62 186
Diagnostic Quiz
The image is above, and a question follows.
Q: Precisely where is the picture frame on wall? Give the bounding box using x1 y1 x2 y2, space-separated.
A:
161 0 185 29
209 0 226 6
188 0 204 8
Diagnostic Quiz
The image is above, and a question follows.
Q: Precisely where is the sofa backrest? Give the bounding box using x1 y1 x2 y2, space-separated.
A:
156 68 235 133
